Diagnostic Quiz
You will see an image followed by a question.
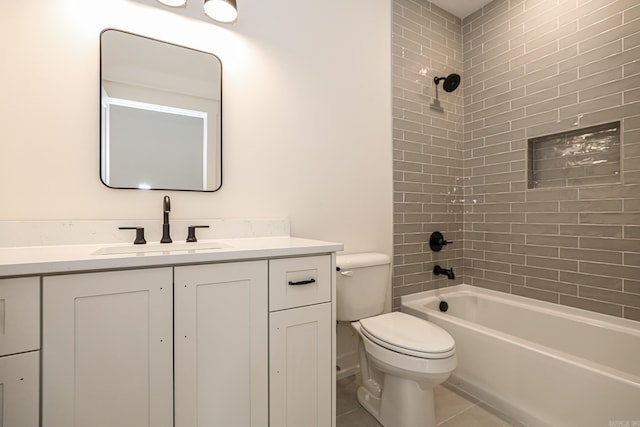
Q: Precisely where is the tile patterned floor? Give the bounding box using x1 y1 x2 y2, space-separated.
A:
336 375 527 427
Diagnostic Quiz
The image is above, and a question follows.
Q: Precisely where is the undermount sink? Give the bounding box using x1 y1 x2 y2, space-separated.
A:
93 241 228 256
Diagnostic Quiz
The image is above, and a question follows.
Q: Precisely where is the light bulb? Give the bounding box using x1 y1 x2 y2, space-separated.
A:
157 0 186 7
204 0 238 23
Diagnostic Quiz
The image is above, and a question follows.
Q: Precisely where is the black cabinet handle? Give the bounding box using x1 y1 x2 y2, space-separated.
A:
288 278 316 286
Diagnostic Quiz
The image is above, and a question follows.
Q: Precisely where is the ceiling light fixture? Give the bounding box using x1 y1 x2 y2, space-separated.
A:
204 0 238 23
157 0 187 7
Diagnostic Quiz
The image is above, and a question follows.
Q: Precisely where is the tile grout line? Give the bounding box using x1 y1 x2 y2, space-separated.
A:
436 402 481 426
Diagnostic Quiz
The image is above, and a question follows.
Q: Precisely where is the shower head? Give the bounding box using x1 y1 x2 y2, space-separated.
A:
434 73 461 93
430 72 461 112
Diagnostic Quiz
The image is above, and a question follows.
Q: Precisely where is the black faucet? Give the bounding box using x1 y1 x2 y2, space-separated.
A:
433 265 455 280
160 195 172 243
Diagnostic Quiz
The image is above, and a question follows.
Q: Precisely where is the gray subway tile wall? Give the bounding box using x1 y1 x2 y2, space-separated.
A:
392 0 640 321
393 0 464 308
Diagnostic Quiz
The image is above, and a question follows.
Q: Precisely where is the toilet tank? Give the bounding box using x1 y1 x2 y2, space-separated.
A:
336 253 391 322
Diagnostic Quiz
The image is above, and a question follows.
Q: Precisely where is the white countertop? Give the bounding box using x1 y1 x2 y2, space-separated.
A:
0 236 344 277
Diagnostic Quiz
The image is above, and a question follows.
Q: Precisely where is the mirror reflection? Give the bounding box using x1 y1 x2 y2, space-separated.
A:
100 29 222 192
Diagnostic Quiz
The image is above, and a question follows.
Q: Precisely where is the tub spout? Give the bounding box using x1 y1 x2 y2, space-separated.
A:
434 265 455 280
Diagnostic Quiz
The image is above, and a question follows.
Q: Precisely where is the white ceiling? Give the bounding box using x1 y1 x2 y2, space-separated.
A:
429 0 495 19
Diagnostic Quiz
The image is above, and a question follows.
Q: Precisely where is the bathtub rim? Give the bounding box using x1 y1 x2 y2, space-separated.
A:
401 284 640 388
401 284 640 336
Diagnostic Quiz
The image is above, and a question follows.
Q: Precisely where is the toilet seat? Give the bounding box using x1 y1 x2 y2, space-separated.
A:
359 312 455 359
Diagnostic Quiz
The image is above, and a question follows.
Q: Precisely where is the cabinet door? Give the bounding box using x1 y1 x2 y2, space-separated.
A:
270 302 332 427
0 277 39 356
42 268 173 427
0 351 39 427
174 260 268 427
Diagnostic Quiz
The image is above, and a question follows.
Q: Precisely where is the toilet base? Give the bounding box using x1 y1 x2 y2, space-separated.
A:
356 384 381 422
357 374 437 427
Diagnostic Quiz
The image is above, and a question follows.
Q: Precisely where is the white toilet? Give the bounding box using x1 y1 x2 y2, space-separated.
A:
336 253 457 427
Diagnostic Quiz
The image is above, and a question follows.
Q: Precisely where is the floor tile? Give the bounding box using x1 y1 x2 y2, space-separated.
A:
336 407 383 427
434 383 478 424
336 375 362 417
438 404 517 427
336 374 526 427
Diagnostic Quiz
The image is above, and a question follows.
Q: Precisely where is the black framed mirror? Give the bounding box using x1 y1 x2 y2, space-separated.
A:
100 29 222 192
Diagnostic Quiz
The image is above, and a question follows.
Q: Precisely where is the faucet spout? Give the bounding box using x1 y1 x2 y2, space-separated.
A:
433 265 455 280
161 195 172 243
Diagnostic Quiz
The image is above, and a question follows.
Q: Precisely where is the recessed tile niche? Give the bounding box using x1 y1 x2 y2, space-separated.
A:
528 122 621 189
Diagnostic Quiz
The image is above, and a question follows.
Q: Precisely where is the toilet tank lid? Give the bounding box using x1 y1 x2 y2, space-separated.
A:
337 252 390 269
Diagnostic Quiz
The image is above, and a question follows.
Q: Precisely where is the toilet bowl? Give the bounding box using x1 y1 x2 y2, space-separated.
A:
336 253 457 427
353 312 456 427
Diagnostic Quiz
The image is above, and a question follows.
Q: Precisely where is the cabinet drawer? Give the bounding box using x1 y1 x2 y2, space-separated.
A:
0 278 40 356
269 255 331 311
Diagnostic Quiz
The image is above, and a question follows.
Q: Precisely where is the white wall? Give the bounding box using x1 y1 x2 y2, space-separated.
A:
0 0 393 254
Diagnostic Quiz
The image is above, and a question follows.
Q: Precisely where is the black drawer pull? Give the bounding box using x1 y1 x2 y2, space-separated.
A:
288 278 316 286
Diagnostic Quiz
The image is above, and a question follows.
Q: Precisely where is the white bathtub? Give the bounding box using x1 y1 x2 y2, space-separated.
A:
401 285 640 427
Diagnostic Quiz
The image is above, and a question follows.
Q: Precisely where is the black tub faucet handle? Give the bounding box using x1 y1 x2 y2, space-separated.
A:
430 231 453 252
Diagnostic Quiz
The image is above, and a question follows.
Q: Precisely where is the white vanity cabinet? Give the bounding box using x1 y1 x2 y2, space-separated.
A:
0 277 40 427
174 261 268 427
42 268 174 427
3 236 341 427
268 255 334 427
